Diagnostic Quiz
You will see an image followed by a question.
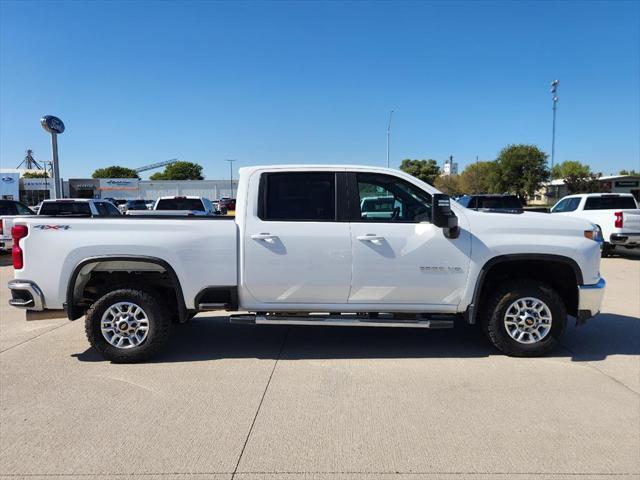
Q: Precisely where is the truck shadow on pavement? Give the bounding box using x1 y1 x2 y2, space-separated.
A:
73 312 639 363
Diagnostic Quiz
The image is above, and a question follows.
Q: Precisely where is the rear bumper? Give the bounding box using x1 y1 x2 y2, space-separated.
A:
610 233 640 246
7 280 45 310
576 278 606 325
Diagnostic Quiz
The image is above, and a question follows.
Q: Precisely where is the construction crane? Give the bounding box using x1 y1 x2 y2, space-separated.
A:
134 158 178 173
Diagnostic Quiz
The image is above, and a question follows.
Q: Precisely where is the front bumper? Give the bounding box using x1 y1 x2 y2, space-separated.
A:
610 233 640 247
576 278 606 325
7 280 45 310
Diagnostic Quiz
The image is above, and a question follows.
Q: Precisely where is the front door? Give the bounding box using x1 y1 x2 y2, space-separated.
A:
243 171 352 304
348 172 471 308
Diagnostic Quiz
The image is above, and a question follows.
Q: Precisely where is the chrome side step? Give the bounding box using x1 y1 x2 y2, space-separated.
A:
230 313 454 329
198 302 229 310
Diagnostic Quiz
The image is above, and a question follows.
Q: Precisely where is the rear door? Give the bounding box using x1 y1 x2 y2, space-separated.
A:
242 171 352 303
348 172 471 308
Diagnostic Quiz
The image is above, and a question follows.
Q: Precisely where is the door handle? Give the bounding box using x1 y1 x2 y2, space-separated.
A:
251 233 278 243
356 234 384 243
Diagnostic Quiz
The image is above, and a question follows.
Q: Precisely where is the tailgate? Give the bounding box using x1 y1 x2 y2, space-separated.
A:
622 210 640 231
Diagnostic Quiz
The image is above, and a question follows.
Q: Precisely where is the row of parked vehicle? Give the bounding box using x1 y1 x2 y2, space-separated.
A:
0 196 236 250
359 192 640 256
1 191 638 256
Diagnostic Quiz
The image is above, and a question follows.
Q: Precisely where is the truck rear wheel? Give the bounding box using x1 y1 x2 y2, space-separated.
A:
85 287 171 363
482 279 566 357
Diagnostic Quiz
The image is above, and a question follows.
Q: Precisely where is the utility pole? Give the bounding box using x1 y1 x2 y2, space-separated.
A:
550 80 559 175
386 110 394 168
475 155 479 194
226 159 236 198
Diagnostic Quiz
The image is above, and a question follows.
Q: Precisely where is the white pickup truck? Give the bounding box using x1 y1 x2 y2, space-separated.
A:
550 193 640 256
7 165 605 362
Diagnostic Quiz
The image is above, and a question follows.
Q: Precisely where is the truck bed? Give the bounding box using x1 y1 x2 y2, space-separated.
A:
13 216 238 309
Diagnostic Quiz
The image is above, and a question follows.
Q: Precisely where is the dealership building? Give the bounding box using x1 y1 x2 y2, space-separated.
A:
1 169 238 205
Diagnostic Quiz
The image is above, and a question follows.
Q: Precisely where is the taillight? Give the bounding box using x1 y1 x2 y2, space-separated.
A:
11 225 28 269
614 211 623 229
0 221 3 235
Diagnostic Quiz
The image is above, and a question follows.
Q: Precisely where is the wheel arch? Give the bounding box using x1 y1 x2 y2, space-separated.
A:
65 255 187 322
466 254 583 324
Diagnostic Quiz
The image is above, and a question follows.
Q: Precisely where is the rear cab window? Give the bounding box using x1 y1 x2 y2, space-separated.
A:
584 196 638 210
156 198 205 211
39 202 92 216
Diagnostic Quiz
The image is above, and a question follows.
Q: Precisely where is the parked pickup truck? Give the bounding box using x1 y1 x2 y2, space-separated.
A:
126 196 217 216
8 165 605 362
550 193 640 256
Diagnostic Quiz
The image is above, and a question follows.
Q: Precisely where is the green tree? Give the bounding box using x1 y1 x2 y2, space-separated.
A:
149 161 204 180
619 169 638 176
551 160 591 179
493 144 550 200
399 159 440 185
434 174 463 196
458 161 500 194
22 171 49 178
564 172 608 194
92 166 140 179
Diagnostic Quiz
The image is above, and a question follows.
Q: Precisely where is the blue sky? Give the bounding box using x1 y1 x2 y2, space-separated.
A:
1 0 638 179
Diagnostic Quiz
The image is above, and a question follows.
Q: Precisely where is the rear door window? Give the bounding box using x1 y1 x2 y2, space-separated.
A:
584 196 638 210
261 172 336 221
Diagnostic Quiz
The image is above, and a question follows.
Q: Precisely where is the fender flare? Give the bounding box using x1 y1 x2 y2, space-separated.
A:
65 255 187 321
465 253 583 324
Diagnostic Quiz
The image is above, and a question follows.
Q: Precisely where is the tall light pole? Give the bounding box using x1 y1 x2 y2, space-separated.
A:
550 80 559 175
386 110 394 168
226 159 236 198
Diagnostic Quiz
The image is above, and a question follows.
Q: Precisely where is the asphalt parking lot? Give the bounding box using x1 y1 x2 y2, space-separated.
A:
0 252 638 480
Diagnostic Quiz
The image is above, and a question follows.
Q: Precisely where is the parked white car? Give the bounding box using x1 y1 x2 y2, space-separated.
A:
8 165 604 362
550 193 640 256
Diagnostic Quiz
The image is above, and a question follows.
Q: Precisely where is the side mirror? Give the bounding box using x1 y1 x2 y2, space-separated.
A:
432 193 460 238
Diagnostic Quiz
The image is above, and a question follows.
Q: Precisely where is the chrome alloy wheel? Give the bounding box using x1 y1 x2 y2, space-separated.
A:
101 302 149 349
503 297 552 344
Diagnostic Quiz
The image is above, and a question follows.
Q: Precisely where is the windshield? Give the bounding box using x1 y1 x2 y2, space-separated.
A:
155 198 205 211
39 202 92 216
584 196 638 210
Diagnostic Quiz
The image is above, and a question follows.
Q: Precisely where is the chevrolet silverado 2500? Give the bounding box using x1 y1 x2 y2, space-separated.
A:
7 165 605 362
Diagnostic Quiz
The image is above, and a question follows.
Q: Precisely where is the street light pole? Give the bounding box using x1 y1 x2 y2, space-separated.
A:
226 159 236 198
550 80 559 175
386 110 394 168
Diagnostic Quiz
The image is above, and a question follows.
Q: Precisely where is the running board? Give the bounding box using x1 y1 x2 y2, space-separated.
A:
230 314 454 329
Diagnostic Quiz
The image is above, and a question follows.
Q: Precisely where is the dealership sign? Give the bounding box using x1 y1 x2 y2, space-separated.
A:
40 115 65 134
615 180 639 188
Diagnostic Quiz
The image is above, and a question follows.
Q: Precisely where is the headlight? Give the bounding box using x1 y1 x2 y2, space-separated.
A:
584 227 602 243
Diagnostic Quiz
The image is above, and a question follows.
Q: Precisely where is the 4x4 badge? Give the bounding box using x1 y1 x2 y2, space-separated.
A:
34 225 71 230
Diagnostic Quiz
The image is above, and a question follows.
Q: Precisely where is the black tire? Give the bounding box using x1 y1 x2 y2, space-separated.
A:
481 279 566 357
85 287 171 363
601 242 614 257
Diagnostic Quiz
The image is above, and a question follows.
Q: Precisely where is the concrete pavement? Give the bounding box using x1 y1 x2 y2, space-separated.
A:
0 253 638 479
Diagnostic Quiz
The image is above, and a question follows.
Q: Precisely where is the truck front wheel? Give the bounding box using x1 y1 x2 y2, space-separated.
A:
482 279 566 357
85 287 171 363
